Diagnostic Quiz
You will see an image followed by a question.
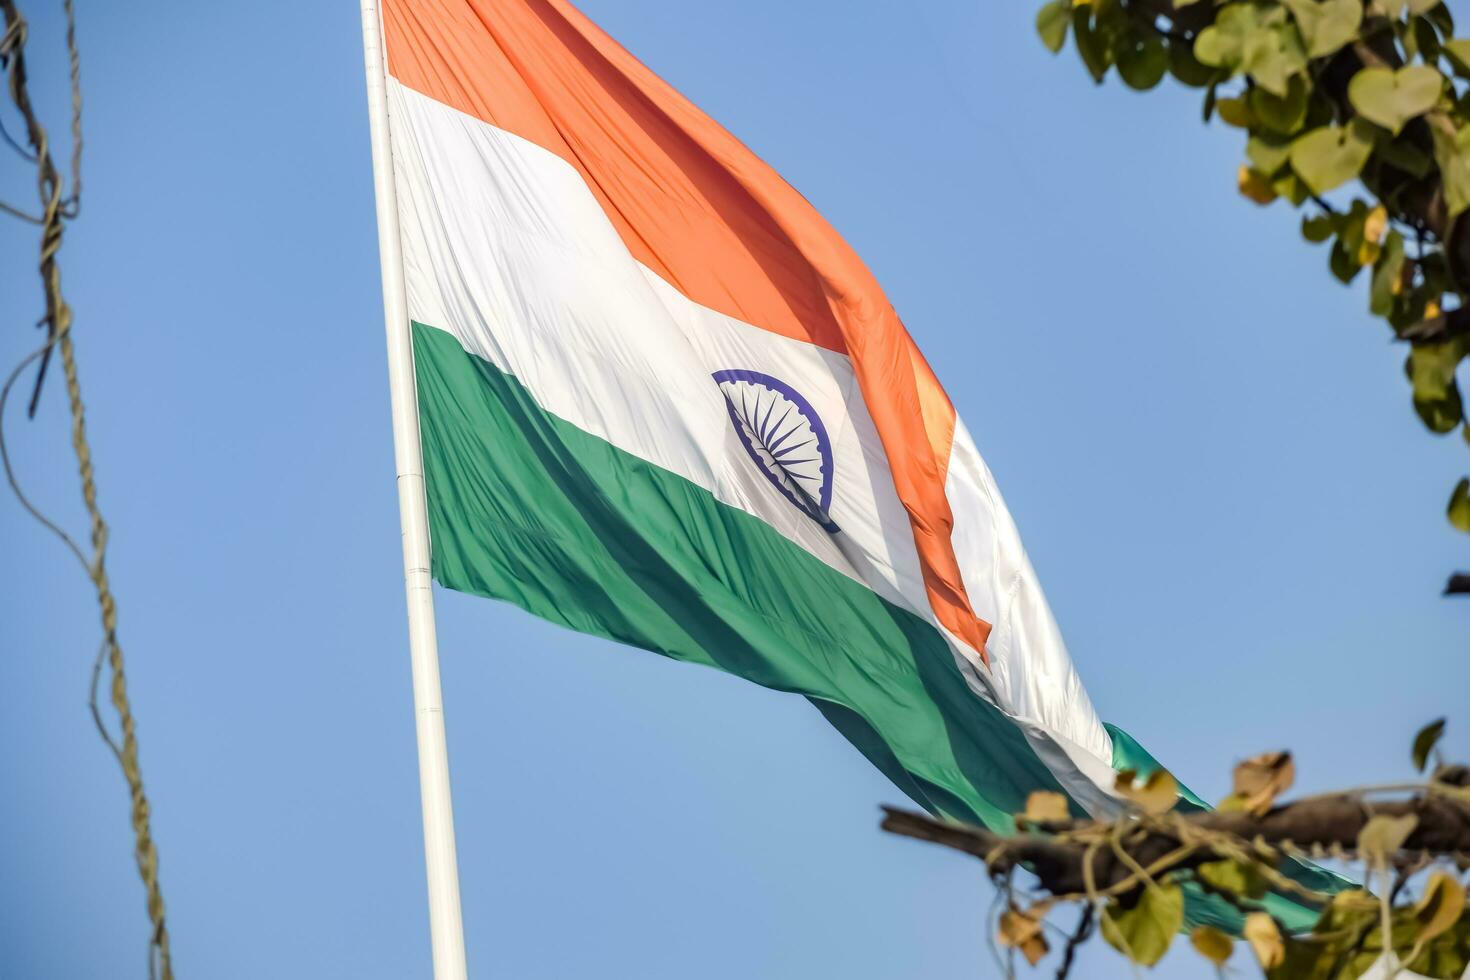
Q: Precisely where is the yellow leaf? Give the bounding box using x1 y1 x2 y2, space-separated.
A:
1019 933 1049 967
1114 768 1179 815
1218 97 1255 128
997 908 1037 947
1190 925 1234 966
1425 298 1442 319
1244 912 1285 969
1023 790 1070 824
1332 888 1380 915
1359 205 1389 265
1238 166 1278 205
1357 813 1419 869
1365 204 1389 244
1233 751 1295 816
1393 261 1415 297
1216 793 1249 812
1414 870 1466 944
998 903 1050 965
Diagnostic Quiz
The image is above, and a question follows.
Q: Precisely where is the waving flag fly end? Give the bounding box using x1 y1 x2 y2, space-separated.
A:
379 0 1179 839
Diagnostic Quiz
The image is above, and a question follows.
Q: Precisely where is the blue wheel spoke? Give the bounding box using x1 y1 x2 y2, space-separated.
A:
772 438 813 460
766 425 808 456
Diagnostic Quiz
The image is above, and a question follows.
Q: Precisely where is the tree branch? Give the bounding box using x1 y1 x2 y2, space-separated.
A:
881 781 1470 901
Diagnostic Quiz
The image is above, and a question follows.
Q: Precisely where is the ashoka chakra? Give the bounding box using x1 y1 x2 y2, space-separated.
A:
712 369 838 533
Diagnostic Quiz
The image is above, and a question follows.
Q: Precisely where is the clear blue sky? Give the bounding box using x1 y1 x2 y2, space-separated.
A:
2 2 1465 978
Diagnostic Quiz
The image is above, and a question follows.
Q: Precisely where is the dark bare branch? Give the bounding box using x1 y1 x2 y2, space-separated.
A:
881 783 1470 898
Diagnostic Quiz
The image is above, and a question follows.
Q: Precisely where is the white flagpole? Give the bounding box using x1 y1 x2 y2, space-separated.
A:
359 3 470 978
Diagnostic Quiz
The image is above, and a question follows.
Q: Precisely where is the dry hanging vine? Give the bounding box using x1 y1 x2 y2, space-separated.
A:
0 2 174 977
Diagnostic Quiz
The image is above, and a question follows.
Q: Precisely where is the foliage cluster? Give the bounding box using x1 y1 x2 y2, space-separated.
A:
884 720 1469 978
1035 0 1470 543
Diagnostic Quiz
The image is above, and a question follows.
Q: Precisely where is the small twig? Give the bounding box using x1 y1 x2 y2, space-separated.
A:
0 101 34 159
0 342 88 570
1054 903 1094 980
0 195 41 222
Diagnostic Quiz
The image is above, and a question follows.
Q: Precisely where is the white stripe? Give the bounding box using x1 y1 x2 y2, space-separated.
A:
386 78 1119 810
388 79 929 620
947 421 1119 808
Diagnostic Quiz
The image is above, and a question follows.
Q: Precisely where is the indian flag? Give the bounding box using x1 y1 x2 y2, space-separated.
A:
377 0 1163 832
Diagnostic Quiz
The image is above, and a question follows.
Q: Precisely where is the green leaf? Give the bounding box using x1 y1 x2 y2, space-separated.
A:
1371 231 1407 316
1312 889 1381 959
1429 3 1455 35
1117 32 1168 90
1419 250 1450 302
1331 238 1364 282
1198 859 1270 899
1272 171 1310 205
1342 201 1384 264
1407 337 1467 432
1251 73 1310 134
1415 15 1443 64
1073 7 1112 82
1243 21 1308 96
1444 38 1470 77
1302 212 1337 242
1450 478 1470 531
1377 136 1435 178
1282 0 1363 58
1431 124 1470 216
1195 4 1262 71
1352 903 1468 978
1101 883 1184 967
1269 937 1343 980
1348 65 1445 135
1407 913 1470 979
1168 38 1218 87
1413 717 1448 769
1409 0 1442 13
1319 900 1399 979
1290 121 1375 193
1248 135 1293 174
1195 2 1303 89
1036 1 1070 54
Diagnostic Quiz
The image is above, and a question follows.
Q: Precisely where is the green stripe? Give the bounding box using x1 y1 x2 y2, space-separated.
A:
1105 723 1210 811
412 321 1068 830
1106 722 1342 933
